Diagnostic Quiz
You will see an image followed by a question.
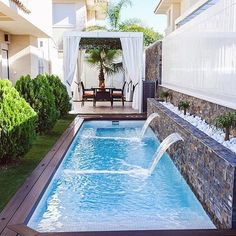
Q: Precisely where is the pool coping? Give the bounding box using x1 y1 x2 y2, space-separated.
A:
0 114 146 236
1 113 236 236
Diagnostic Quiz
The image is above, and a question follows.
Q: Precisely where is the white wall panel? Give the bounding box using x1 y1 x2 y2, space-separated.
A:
162 0 236 109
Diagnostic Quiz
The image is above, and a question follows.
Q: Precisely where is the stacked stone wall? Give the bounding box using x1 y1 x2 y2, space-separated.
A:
145 41 162 85
148 98 236 229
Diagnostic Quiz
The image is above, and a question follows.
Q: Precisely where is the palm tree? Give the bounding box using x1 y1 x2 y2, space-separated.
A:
106 0 132 30
85 49 123 87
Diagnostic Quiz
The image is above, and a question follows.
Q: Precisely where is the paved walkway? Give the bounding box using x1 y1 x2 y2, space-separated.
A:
70 101 137 114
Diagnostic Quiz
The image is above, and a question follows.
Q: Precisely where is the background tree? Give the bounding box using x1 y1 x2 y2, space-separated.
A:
85 0 162 47
120 24 162 46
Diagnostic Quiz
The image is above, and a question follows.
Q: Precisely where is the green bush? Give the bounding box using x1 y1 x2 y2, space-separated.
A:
15 75 59 133
0 80 37 164
45 74 71 117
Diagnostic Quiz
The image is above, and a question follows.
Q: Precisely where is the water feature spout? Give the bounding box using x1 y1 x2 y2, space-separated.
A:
148 133 184 175
141 113 160 138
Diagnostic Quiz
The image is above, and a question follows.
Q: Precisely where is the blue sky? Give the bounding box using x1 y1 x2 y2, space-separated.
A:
120 0 166 34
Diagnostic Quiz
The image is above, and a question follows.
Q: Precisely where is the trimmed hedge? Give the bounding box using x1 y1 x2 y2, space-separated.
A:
45 74 71 117
0 80 37 163
15 75 59 133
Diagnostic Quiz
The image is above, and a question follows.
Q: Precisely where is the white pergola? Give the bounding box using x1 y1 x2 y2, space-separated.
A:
63 31 144 112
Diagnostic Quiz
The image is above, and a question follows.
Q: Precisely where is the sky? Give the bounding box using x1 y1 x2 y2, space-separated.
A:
120 0 167 34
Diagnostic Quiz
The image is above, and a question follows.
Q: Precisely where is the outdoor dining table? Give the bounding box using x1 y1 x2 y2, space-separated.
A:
91 87 115 107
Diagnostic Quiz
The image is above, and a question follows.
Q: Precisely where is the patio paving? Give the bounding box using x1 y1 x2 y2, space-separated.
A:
70 101 138 114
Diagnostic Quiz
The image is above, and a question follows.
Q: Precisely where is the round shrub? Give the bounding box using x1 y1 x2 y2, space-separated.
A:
15 75 59 133
0 80 37 164
45 74 71 117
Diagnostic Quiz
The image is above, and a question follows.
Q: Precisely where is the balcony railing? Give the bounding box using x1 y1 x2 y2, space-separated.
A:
164 25 173 35
95 0 108 3
86 0 108 7
10 0 31 14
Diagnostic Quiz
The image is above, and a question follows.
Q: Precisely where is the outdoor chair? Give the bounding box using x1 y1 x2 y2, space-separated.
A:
111 82 126 107
79 81 94 106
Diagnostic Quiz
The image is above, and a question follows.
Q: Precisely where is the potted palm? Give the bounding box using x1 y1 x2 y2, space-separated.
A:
214 112 236 141
85 48 123 87
178 101 190 115
160 90 171 103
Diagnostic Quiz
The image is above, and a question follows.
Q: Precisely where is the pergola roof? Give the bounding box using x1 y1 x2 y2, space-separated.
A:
64 31 143 50
80 37 122 50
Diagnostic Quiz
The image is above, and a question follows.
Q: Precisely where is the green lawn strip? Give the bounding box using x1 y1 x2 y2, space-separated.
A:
0 114 76 211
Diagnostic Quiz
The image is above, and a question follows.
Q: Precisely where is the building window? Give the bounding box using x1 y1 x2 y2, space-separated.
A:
1 49 9 79
53 3 76 27
39 40 43 48
38 48 44 74
177 0 220 27
167 9 171 27
38 58 44 74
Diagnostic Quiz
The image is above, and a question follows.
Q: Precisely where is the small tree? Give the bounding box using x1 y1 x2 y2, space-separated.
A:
178 101 190 115
45 74 71 117
16 75 59 133
160 90 171 103
214 112 236 141
0 80 37 164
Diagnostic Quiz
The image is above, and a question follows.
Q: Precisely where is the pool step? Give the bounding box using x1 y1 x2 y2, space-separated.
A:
6 224 236 236
8 224 38 236
112 120 119 125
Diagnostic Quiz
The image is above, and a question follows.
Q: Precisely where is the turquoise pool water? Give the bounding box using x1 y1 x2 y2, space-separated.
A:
28 120 215 232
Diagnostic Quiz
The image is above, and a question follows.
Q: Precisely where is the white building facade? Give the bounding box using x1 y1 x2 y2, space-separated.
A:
155 0 236 109
0 0 107 84
51 0 108 79
0 0 52 83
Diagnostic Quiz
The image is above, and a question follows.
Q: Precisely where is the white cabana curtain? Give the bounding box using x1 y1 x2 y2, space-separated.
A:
63 35 81 96
71 50 85 101
121 37 143 110
123 65 133 102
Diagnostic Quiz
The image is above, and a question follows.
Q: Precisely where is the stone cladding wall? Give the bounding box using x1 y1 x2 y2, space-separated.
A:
147 98 236 229
145 41 162 85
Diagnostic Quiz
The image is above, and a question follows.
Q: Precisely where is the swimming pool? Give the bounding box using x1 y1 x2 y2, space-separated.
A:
28 120 215 232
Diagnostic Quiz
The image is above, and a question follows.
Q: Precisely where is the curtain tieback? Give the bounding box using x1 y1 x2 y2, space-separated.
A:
74 81 79 86
127 81 132 92
133 82 139 92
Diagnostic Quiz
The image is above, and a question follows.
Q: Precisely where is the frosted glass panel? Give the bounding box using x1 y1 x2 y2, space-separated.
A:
53 4 76 26
2 50 9 79
162 0 236 109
